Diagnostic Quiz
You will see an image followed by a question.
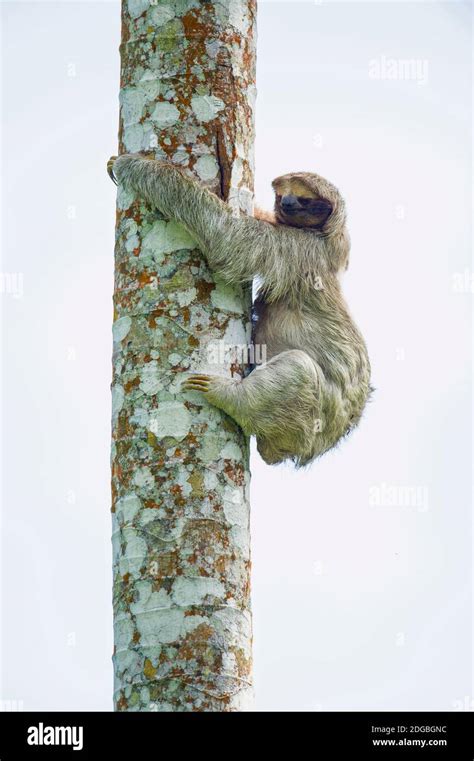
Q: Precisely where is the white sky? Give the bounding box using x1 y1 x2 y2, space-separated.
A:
1 0 472 711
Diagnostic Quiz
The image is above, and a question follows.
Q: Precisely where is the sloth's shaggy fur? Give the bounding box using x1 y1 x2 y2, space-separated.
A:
112 154 371 467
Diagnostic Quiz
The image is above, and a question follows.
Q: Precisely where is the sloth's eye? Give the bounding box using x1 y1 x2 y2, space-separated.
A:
298 198 313 207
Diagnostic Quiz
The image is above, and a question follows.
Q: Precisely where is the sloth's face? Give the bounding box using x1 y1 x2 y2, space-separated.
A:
275 194 333 229
273 179 333 229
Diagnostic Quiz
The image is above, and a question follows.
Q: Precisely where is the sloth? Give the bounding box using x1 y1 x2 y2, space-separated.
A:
108 154 371 467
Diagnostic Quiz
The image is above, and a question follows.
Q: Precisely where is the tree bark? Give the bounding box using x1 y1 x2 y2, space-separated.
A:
111 0 256 711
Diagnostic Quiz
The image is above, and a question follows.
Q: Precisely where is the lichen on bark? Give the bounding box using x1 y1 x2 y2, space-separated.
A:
111 0 256 711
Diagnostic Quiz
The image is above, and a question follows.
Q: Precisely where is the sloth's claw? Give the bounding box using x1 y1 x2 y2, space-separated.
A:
107 156 118 185
182 374 212 393
183 383 209 391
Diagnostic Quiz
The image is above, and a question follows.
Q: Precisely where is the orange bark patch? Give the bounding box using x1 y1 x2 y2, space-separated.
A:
195 280 215 302
224 459 245 486
124 376 140 393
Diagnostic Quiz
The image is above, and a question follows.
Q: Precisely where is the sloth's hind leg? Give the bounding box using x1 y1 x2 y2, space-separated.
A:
182 350 320 462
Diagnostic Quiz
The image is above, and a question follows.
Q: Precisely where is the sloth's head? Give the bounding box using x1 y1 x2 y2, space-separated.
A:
272 172 344 233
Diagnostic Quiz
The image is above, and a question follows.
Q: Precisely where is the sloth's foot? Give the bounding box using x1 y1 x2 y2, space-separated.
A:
182 374 242 423
107 155 118 184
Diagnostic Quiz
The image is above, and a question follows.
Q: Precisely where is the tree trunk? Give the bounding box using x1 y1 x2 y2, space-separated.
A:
111 0 256 711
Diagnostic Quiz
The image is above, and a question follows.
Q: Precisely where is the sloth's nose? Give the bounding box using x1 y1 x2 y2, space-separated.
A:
281 195 300 213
